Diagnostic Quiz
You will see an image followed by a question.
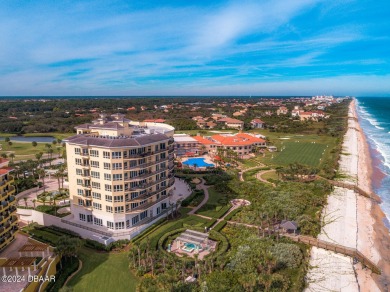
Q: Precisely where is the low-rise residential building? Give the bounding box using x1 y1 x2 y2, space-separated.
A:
251 118 265 129
173 134 200 156
216 117 244 130
193 133 266 158
277 106 288 115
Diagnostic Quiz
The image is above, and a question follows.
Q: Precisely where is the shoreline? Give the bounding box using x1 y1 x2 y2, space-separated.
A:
354 99 390 290
305 99 389 291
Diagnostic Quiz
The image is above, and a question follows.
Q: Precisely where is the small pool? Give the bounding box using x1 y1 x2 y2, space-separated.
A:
185 242 196 249
182 242 197 252
183 158 215 168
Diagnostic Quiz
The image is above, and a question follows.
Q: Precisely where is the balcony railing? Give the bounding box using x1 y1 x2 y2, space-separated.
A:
128 193 170 212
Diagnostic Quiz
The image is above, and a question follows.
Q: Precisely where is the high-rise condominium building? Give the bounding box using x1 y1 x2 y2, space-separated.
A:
0 158 17 250
64 113 175 238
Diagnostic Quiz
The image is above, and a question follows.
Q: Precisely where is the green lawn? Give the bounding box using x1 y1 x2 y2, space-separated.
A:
268 141 327 167
1 141 64 161
68 247 138 292
196 187 231 218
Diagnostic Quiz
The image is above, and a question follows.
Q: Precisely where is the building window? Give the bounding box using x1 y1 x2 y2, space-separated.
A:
90 150 99 157
106 206 113 213
107 221 114 229
131 192 138 199
103 151 110 159
160 143 166 150
77 179 83 185
132 215 139 225
91 171 100 179
92 192 101 199
104 173 111 181
114 206 124 213
105 184 112 191
76 169 82 175
77 189 83 196
162 202 167 209
75 158 82 165
131 202 139 209
92 182 100 189
140 210 148 220
78 199 83 206
93 202 102 210
115 222 125 229
130 160 137 167
112 151 122 159
75 148 81 154
112 163 122 170
79 214 86 221
94 218 103 226
105 195 112 202
104 162 111 170
90 161 99 168
113 174 123 181
114 195 124 202
113 185 123 192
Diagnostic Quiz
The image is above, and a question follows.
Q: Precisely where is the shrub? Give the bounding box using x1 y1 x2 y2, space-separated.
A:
270 243 303 269
85 239 108 251
205 230 229 260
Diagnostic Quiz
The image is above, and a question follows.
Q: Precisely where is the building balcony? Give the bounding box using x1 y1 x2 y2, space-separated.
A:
128 175 173 191
127 193 170 213
124 168 168 182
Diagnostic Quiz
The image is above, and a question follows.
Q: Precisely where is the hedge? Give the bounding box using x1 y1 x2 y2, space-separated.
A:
46 257 79 292
205 230 230 260
224 208 241 221
212 220 227 232
131 218 167 244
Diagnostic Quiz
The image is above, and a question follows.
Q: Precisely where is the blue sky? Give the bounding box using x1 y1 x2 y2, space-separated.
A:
0 0 389 96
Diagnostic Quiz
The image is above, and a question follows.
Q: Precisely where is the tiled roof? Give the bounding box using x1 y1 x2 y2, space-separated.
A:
193 136 214 145
217 117 244 124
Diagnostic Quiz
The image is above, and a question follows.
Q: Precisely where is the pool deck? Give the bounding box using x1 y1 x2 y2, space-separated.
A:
170 240 217 260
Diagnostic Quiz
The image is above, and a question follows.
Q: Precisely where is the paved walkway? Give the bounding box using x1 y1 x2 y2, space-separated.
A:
255 169 276 187
16 179 67 207
188 178 209 215
64 259 83 287
239 165 265 181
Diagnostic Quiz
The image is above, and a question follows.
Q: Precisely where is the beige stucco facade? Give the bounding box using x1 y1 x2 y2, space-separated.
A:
65 114 175 235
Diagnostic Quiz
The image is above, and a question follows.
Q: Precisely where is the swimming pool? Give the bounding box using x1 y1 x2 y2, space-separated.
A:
182 158 215 167
182 242 197 252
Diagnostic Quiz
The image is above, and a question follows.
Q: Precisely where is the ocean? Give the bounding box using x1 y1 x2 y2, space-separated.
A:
356 97 390 229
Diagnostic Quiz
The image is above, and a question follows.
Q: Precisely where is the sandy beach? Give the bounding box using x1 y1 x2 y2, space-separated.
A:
306 100 390 291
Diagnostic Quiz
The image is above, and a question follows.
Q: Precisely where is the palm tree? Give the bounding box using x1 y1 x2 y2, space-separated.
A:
37 168 46 192
32 199 36 209
1 153 7 159
9 153 15 162
41 196 47 206
48 149 54 165
23 197 28 207
54 171 62 192
32 141 37 148
35 152 43 167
